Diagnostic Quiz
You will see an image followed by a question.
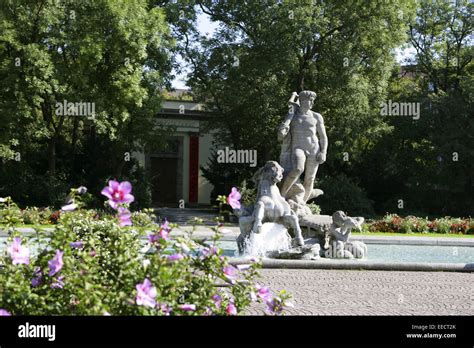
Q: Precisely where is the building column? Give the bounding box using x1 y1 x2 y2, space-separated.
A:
188 134 199 204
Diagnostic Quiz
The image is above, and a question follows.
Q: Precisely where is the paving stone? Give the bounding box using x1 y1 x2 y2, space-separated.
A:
246 269 474 315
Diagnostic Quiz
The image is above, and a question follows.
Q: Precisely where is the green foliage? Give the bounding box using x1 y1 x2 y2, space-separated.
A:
0 197 23 226
0 171 70 208
317 174 375 216
306 203 321 216
201 148 255 202
190 1 472 218
238 180 257 207
359 0 473 216
131 209 156 227
0 208 292 315
191 0 414 188
15 207 54 226
0 0 173 206
123 164 153 211
0 198 57 226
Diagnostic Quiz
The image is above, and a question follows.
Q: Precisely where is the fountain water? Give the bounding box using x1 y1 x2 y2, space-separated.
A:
241 223 292 257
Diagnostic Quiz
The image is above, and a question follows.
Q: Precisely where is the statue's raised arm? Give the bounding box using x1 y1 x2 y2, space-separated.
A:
278 92 299 141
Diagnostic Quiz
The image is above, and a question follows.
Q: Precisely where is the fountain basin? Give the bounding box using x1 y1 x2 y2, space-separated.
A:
216 240 474 272
229 257 474 272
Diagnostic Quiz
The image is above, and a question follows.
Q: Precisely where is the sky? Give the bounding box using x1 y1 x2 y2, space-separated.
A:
171 13 416 90
171 13 217 90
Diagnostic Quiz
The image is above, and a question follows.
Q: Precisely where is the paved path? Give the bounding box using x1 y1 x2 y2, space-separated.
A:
247 269 474 315
154 208 221 226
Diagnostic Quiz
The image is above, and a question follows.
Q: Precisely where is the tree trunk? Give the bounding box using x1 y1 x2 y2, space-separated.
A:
47 137 56 175
70 117 79 171
115 159 126 178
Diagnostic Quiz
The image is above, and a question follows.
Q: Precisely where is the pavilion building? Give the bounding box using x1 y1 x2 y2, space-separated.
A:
133 90 215 207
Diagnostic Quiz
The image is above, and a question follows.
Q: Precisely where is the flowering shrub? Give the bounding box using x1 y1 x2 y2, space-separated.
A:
237 180 257 207
20 207 55 225
0 197 23 225
365 214 473 234
216 187 241 222
0 184 292 315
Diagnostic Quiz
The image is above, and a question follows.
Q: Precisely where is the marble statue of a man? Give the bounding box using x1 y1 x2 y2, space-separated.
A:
278 91 328 203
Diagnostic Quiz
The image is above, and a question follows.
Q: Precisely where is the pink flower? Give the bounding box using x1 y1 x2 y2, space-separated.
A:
158 227 169 240
237 264 251 271
148 221 171 243
201 246 219 257
101 180 134 210
158 303 171 316
211 294 222 308
227 187 241 209
8 237 30 265
265 297 284 314
223 265 238 283
226 302 237 315
179 304 196 311
162 219 171 232
117 207 132 227
167 253 184 262
147 233 159 244
70 241 84 249
31 267 43 287
136 278 157 308
159 228 169 240
51 275 65 289
48 250 64 276
256 285 272 302
0 309 11 316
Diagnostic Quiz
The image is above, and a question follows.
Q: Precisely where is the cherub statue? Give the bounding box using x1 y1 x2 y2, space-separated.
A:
326 211 367 259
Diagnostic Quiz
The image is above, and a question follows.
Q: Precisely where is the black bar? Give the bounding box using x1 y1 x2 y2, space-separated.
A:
0 316 472 346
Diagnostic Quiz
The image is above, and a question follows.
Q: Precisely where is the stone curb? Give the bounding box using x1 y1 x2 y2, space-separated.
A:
229 257 474 272
352 235 474 246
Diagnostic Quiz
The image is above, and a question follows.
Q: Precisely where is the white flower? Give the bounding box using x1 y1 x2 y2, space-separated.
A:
176 242 191 254
143 259 151 269
61 203 77 211
77 186 88 194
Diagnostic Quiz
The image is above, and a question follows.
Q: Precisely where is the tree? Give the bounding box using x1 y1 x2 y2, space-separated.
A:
185 0 414 201
360 0 473 216
0 0 173 205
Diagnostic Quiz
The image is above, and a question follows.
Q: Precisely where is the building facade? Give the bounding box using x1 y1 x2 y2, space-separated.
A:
133 96 215 207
